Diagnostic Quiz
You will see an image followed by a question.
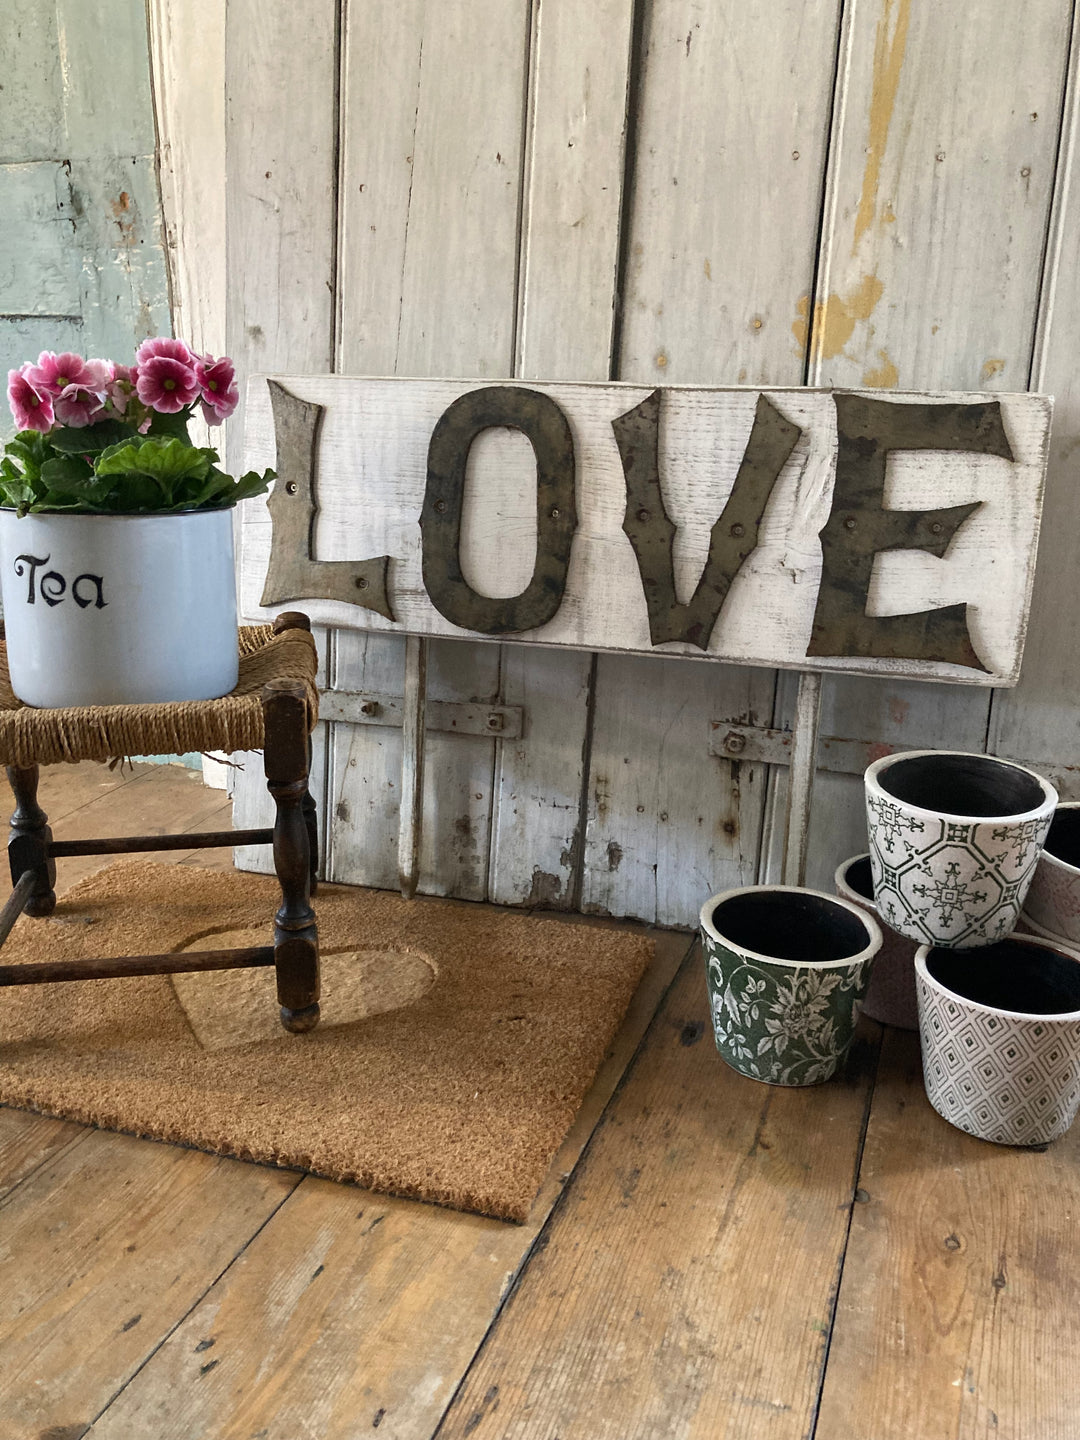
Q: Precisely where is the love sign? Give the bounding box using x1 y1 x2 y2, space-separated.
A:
238 377 1051 686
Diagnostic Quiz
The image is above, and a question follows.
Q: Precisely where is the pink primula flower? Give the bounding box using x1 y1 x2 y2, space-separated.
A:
8 365 55 432
135 336 196 369
107 363 138 416
135 355 199 413
54 381 109 429
24 351 106 400
195 354 239 425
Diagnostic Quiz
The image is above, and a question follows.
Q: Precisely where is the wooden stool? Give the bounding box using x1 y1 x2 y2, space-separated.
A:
0 612 321 1033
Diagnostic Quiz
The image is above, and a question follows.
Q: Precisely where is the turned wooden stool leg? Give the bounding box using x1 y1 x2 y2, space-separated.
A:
263 679 320 1033
6 765 56 918
272 610 319 897
302 748 319 899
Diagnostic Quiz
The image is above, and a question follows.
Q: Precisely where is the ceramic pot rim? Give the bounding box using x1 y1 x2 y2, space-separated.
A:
700 883 883 970
834 851 872 900
1017 910 1080 952
914 937 1080 1021
865 748 1057 825
0 505 236 520
1033 801 1080 877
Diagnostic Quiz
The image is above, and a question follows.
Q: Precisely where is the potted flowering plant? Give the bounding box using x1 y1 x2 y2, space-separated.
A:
0 339 272 707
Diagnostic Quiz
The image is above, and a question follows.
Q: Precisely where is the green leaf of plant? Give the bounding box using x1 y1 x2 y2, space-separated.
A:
40 453 101 494
48 419 134 454
96 436 215 486
229 468 275 503
2 430 52 482
145 409 193 443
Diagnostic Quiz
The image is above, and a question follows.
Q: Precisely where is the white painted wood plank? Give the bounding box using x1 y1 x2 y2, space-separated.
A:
397 634 427 898
147 0 227 362
225 0 338 873
328 0 531 901
582 0 845 925
990 20 1080 773
240 378 1049 686
761 0 1074 886
488 0 635 910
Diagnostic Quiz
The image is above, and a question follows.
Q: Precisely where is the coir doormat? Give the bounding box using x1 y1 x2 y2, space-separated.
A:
0 861 653 1222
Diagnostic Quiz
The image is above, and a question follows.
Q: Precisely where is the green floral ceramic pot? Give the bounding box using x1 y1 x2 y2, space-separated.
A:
700 885 882 1087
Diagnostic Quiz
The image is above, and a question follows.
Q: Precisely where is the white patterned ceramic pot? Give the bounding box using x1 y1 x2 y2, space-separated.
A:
915 935 1080 1146
1021 803 1080 948
0 508 239 707
700 885 882 1087
834 853 919 1030
865 750 1056 950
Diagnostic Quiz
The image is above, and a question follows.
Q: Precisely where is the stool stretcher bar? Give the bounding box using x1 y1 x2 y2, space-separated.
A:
0 944 275 988
49 827 274 858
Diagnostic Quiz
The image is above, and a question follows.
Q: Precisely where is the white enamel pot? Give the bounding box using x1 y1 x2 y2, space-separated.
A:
865 750 1057 949
915 934 1080 1147
0 508 239 707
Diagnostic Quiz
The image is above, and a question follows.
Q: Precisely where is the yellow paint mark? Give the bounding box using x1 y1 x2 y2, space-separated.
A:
655 351 668 369
853 0 912 253
931 323 940 335
791 274 885 360
862 348 899 387
981 358 1005 383
704 258 712 280
882 200 897 224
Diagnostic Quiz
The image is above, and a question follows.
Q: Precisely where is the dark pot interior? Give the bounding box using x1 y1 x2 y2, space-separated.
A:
843 856 874 902
1044 806 1080 870
709 890 871 963
926 940 1080 1015
877 753 1046 819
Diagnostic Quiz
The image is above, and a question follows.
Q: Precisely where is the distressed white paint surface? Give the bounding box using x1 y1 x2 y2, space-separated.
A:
328 0 531 901
224 0 338 876
761 0 1074 888
487 0 635 911
240 377 1049 686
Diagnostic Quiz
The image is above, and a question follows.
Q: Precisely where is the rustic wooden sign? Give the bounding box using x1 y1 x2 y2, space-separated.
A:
239 377 1052 686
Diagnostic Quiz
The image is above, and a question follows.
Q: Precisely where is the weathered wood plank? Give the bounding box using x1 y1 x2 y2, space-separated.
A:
815 1027 1080 1440
581 0 844 925
762 0 1074 886
989 20 1080 775
327 0 532 901
84 927 693 1440
225 0 337 879
436 950 878 1439
488 0 634 909
0 1133 298 1440
0 1107 87 1202
240 378 1048 685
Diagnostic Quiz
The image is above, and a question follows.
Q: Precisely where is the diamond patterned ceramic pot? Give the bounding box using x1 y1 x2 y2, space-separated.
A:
915 936 1080 1146
865 750 1056 950
1021 802 1080 948
700 885 882 1087
834 854 919 1030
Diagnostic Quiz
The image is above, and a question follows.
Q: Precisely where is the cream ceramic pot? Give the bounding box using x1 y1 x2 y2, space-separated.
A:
834 853 919 1029
916 935 1080 1146
0 508 239 707
865 750 1056 949
1021 803 1080 948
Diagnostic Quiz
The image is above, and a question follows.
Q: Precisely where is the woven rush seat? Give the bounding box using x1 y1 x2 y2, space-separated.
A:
0 624 319 769
0 612 324 1035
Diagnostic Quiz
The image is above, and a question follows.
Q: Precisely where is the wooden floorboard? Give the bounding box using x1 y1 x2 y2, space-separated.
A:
2 764 1079 1438
813 1026 1080 1440
435 951 879 1440
83 929 692 1440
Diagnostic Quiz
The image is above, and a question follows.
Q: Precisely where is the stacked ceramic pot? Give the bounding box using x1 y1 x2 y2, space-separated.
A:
862 750 1080 1148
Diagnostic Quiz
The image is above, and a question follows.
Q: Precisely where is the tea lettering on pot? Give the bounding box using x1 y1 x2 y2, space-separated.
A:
12 554 106 609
